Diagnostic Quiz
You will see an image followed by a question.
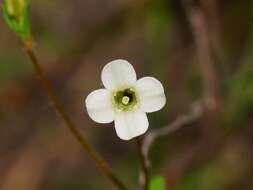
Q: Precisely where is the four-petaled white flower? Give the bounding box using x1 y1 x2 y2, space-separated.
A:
85 60 166 140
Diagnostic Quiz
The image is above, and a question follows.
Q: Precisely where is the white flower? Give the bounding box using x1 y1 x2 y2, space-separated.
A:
85 59 166 140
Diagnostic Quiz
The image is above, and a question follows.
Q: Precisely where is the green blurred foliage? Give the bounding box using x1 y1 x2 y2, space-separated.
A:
0 52 30 87
145 0 172 78
174 144 248 190
225 62 253 128
150 176 166 190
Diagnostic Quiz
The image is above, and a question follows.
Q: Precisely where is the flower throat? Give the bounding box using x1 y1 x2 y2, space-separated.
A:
113 88 137 112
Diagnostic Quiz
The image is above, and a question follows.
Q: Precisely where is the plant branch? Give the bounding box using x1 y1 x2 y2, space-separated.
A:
142 100 205 168
140 0 221 180
182 0 220 109
136 137 150 190
22 39 128 190
159 1 222 187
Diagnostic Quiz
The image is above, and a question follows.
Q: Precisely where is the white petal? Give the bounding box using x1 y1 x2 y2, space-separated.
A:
85 89 114 123
101 59 137 90
114 110 148 140
135 77 166 113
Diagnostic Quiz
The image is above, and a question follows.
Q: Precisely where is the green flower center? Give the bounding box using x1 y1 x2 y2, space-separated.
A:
113 88 138 112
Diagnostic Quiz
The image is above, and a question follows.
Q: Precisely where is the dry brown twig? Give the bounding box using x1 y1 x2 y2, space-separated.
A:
155 0 221 186
23 39 128 190
142 100 205 169
139 1 221 187
183 0 220 107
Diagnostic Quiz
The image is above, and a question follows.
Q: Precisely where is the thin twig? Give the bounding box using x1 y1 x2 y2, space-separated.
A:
23 39 128 190
159 1 221 187
142 101 205 167
141 0 220 180
136 137 150 190
183 0 220 109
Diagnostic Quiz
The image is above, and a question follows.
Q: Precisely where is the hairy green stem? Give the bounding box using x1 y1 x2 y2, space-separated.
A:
23 39 128 190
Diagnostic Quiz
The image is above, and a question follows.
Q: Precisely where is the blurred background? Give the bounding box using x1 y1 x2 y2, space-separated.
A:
0 0 252 189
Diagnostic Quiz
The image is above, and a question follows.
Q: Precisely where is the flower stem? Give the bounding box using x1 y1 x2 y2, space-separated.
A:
136 137 150 190
23 39 128 190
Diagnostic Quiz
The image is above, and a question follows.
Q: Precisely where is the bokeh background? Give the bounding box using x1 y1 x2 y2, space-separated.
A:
0 0 253 189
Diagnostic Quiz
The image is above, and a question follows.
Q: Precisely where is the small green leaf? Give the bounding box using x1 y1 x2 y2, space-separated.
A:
2 0 31 39
150 176 166 190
